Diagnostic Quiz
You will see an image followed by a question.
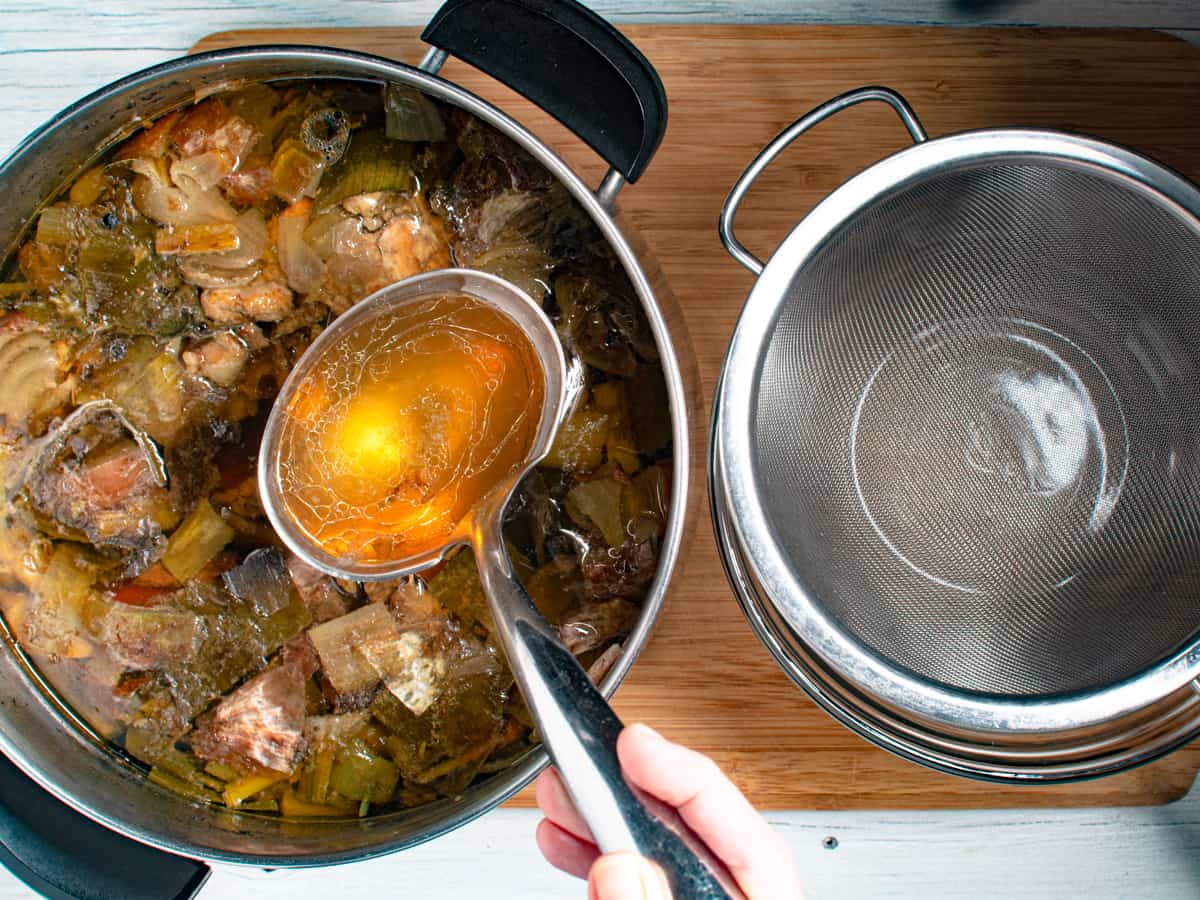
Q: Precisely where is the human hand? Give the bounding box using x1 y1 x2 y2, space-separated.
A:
534 723 802 900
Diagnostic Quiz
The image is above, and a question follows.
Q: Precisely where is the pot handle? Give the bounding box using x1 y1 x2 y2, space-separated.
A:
420 0 667 202
719 86 927 275
0 753 209 900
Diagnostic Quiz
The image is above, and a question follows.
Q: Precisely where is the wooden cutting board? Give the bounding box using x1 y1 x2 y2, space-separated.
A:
194 25 1200 809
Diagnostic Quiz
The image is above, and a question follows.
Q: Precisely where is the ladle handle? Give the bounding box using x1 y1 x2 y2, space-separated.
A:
473 527 743 900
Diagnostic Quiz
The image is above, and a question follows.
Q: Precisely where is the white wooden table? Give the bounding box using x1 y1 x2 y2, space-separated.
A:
3 2 1200 898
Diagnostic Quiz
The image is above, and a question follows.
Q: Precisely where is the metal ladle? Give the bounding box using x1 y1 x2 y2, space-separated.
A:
259 269 740 899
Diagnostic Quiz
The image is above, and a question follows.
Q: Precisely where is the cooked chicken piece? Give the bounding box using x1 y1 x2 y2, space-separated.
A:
21 401 169 550
181 331 250 387
316 193 451 313
379 211 452 282
201 275 293 324
172 98 257 163
188 664 305 774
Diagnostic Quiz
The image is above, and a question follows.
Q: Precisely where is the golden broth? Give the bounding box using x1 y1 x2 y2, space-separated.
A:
277 293 544 564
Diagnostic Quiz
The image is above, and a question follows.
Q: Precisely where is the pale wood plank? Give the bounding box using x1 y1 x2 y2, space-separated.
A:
3 788 1200 898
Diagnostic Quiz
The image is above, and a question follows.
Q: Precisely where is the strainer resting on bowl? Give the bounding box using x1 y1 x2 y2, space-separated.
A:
712 86 1200 781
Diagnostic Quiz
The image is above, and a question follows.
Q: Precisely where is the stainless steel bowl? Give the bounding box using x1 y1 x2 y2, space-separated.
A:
0 6 691 866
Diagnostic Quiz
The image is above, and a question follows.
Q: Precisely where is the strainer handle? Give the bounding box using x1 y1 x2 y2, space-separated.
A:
719 86 927 275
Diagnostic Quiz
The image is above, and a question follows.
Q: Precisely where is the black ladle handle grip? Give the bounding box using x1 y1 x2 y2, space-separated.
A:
421 0 667 185
473 525 743 899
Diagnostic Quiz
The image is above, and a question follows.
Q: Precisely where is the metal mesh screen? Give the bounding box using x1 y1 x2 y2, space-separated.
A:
752 161 1200 697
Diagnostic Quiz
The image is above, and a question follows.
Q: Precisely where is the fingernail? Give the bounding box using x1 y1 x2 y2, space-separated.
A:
590 852 671 900
545 770 570 808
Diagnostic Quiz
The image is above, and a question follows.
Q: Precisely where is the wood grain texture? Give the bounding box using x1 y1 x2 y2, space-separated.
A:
192 25 1200 810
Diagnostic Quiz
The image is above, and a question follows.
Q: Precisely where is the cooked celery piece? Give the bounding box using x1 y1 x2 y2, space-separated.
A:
75 341 194 445
162 499 234 582
148 766 221 804
238 797 280 812
79 230 138 275
204 761 240 782
155 223 240 256
35 206 76 247
329 744 399 803
305 747 336 804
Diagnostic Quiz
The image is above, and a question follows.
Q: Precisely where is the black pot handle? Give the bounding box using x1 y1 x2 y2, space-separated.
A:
420 0 667 188
0 753 209 900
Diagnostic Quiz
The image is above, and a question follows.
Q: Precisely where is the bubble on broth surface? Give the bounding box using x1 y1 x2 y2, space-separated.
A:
277 293 544 565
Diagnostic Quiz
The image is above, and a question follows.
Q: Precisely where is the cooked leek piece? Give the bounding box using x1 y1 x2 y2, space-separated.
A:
329 744 399 803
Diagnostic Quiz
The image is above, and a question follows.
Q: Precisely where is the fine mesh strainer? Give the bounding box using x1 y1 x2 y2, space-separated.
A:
712 86 1200 781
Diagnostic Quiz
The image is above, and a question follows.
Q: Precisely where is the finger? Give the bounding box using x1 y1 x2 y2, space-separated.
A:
535 767 596 845
617 723 802 900
535 818 600 880
588 852 673 900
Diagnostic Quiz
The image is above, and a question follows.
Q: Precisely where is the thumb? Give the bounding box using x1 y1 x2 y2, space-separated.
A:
588 852 673 900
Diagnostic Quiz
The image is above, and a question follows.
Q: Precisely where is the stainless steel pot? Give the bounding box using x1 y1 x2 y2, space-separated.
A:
712 86 1200 782
0 0 691 867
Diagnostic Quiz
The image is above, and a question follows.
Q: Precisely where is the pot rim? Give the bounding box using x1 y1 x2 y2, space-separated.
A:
712 126 1200 740
0 44 688 866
